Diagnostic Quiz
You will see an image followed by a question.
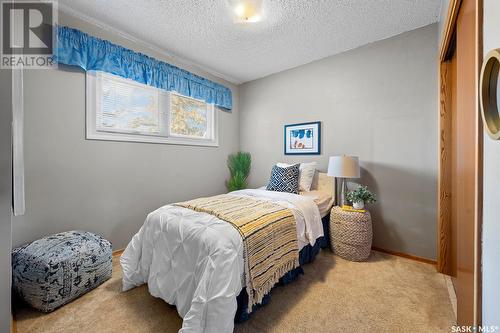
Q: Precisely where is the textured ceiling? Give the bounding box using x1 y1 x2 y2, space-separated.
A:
58 0 442 84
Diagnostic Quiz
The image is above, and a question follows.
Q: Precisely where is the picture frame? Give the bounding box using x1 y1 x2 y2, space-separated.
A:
284 121 321 155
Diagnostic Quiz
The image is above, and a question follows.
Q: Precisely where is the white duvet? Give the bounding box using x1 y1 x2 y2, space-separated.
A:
120 189 322 333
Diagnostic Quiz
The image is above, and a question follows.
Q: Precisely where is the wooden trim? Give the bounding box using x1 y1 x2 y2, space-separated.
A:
440 0 462 61
437 0 483 325
372 247 437 265
112 249 124 258
437 61 453 275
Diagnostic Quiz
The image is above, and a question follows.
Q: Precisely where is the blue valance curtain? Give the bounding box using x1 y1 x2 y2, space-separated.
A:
54 26 233 110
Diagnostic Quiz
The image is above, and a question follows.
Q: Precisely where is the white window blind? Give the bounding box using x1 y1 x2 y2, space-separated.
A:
86 71 217 146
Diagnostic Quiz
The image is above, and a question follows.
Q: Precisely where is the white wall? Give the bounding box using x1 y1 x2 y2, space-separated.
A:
239 24 439 259
482 0 500 325
0 69 13 333
439 0 450 42
12 12 240 250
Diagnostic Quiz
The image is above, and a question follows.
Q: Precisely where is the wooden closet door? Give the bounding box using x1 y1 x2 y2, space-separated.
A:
450 51 458 284
453 0 481 325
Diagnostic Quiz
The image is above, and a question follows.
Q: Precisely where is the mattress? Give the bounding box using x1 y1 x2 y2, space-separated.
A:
120 189 323 333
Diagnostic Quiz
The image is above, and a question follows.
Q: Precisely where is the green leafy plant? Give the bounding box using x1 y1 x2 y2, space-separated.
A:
226 152 251 192
346 186 377 204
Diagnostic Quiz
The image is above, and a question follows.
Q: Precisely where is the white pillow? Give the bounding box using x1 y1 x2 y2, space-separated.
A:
276 162 316 191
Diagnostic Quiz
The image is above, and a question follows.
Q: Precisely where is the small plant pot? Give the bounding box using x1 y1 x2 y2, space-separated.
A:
353 200 365 210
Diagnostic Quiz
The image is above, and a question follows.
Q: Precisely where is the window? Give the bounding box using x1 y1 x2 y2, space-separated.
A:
170 93 213 140
86 71 217 146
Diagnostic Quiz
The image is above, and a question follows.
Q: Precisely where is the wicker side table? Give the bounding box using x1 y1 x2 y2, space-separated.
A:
329 206 372 261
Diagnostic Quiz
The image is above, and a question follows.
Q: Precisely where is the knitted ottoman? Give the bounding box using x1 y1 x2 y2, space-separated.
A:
12 230 112 312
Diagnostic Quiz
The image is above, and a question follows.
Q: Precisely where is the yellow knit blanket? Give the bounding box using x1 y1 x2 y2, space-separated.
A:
175 194 299 310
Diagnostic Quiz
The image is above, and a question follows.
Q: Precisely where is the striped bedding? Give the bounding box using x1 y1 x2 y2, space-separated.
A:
120 189 322 333
175 194 299 310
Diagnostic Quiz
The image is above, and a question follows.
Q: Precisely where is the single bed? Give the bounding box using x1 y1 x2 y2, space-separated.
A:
120 172 334 333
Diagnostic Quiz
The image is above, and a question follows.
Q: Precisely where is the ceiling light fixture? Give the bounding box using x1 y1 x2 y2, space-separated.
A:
230 0 263 23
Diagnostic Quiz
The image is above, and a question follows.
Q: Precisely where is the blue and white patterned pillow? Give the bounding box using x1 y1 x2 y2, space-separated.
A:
266 164 300 194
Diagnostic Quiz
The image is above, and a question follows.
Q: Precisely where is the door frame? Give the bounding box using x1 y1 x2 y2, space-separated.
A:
437 0 483 326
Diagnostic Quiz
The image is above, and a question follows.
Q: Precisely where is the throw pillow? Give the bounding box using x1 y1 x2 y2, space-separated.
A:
276 162 317 191
266 164 300 194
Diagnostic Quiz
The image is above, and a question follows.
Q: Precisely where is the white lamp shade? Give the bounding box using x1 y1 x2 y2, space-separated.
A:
327 156 360 178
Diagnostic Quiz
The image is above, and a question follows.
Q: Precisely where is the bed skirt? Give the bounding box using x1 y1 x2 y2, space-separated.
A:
234 214 330 322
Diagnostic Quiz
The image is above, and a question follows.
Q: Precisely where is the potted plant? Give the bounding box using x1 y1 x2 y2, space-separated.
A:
346 186 377 210
226 152 251 192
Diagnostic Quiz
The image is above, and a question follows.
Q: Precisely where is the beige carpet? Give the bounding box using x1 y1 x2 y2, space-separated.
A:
14 251 456 333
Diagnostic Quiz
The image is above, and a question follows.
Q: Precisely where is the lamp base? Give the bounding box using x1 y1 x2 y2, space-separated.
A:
338 178 349 207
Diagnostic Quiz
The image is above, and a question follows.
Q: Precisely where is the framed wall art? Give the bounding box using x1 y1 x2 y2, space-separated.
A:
284 121 321 155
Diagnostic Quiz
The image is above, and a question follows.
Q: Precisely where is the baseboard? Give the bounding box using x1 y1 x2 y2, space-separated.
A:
113 246 436 265
112 248 124 257
372 246 437 265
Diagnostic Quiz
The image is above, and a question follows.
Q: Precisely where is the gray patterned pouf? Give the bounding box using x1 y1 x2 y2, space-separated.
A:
12 230 112 312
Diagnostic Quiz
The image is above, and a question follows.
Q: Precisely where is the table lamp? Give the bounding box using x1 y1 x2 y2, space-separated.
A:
327 155 360 206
